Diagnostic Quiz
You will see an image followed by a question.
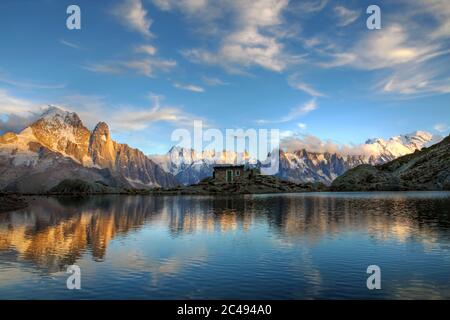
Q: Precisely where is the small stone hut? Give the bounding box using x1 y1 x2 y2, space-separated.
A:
212 165 259 183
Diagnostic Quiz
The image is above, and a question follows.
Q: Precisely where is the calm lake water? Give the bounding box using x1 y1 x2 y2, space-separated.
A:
1 192 450 299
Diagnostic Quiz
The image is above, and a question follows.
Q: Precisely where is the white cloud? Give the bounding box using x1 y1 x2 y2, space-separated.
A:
59 39 80 49
173 82 205 93
413 0 450 39
293 83 325 97
256 99 317 124
178 0 301 73
0 89 205 135
297 123 307 130
134 45 157 55
379 64 450 96
0 75 66 90
300 0 450 99
107 95 203 131
125 58 176 77
153 0 210 14
0 89 46 132
290 0 328 13
84 57 176 78
334 6 360 27
83 63 123 75
201 76 228 86
280 133 389 156
434 123 449 133
57 93 208 132
320 25 439 70
112 0 153 37
288 74 325 97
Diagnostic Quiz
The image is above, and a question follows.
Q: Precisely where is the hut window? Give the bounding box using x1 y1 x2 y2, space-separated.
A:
235 170 240 176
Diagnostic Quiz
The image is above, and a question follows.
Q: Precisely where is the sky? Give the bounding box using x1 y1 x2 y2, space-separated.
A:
0 0 449 155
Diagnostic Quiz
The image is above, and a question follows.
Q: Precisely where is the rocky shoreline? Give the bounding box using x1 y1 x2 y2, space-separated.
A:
151 175 328 195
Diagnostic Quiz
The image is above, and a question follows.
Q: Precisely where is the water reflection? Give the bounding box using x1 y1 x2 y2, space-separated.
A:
1 193 449 273
0 193 449 299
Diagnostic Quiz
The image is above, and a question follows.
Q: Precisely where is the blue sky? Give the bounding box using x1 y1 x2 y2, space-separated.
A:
0 0 449 154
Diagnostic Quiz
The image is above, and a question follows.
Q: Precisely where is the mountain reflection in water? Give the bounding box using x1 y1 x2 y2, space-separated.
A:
0 193 449 299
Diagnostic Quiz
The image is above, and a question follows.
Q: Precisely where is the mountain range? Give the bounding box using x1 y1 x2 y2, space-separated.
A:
331 134 450 191
0 106 442 193
0 106 176 193
150 131 441 185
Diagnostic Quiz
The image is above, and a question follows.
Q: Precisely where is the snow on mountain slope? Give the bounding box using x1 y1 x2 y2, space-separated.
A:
364 131 441 162
0 106 177 192
150 146 253 185
152 131 441 186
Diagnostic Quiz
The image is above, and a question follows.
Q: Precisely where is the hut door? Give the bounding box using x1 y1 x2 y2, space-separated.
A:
226 170 233 183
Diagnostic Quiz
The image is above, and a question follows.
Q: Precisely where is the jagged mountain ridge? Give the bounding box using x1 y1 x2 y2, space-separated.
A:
151 131 441 185
0 106 177 192
331 134 450 191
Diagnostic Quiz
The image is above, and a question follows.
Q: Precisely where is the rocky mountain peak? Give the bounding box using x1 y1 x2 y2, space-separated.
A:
40 105 83 128
93 121 110 133
89 122 116 169
1 108 178 191
29 106 91 164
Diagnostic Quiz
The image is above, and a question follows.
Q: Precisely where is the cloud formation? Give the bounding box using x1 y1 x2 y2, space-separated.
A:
0 89 205 134
112 0 153 37
334 6 360 27
257 99 317 124
311 1 450 97
173 82 205 93
0 75 66 90
280 133 387 156
59 39 80 50
201 76 229 86
0 89 45 132
434 123 449 133
84 56 176 78
288 74 325 97
174 0 302 72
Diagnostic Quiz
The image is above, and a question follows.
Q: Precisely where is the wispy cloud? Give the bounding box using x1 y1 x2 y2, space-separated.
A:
334 6 360 27
201 76 229 86
125 58 176 77
59 39 80 49
0 74 66 90
256 99 317 124
297 123 307 130
288 74 325 97
0 89 45 132
318 25 439 70
0 89 206 135
310 1 450 97
280 133 377 155
84 57 176 78
434 123 449 133
56 93 208 132
178 0 303 73
112 0 153 37
134 44 157 55
83 63 123 75
173 82 205 93
290 0 328 14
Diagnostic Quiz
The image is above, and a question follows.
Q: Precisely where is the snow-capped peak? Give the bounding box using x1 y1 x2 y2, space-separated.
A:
364 131 440 160
41 105 71 119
